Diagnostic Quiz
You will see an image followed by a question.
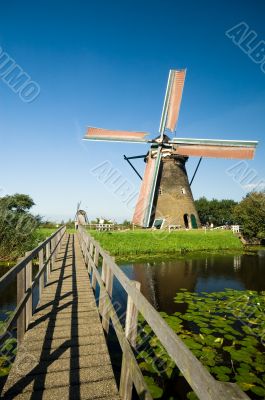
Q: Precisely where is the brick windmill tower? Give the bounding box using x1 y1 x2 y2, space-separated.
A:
84 69 258 229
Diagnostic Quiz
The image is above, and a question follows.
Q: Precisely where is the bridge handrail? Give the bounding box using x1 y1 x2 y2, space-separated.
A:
77 225 249 400
0 225 66 344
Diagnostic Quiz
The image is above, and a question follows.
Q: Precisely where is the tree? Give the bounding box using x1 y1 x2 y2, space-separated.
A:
122 219 131 227
233 192 265 241
0 194 40 261
0 193 35 213
195 197 238 226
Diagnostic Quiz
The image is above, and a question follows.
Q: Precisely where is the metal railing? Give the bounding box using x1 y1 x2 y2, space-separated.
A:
0 225 66 345
77 225 249 400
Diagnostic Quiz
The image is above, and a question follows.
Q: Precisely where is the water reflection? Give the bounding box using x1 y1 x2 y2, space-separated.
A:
1 253 265 320
0 264 39 321
120 253 265 314
0 265 16 319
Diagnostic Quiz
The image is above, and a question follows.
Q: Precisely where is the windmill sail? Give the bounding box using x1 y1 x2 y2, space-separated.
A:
84 68 259 229
133 148 161 227
169 138 258 160
159 69 186 136
84 127 149 143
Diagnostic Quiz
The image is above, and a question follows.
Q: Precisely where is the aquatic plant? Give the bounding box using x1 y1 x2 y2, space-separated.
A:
137 289 265 399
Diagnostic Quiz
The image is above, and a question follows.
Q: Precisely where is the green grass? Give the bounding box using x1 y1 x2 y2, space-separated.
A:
88 229 243 260
34 228 57 243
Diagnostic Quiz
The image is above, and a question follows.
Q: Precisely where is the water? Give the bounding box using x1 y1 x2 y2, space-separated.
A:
1 251 265 321
116 251 265 314
0 264 39 322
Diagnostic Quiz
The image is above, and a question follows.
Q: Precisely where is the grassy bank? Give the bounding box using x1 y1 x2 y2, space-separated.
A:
34 227 57 242
88 229 243 260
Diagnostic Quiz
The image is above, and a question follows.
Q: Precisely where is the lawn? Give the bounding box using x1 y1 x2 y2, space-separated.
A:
88 229 243 260
34 227 57 243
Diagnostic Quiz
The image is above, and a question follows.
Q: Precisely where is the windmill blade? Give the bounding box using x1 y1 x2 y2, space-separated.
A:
159 69 186 137
84 127 150 143
169 138 258 160
133 148 162 227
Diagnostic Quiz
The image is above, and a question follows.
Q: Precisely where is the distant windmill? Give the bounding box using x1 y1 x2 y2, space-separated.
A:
84 69 258 229
75 201 88 226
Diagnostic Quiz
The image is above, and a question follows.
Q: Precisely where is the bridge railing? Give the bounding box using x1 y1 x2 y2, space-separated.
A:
0 225 66 345
77 225 249 400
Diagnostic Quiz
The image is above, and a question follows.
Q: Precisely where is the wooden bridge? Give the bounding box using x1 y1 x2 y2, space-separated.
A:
0 227 250 400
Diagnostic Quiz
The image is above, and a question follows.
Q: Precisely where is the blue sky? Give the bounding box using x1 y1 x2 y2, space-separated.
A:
0 0 264 222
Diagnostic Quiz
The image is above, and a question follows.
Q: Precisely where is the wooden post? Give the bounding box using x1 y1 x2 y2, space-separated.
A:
85 235 89 260
55 235 58 257
17 257 26 345
46 239 51 284
25 251 32 330
39 248 44 299
82 230 86 254
98 259 107 316
58 229 63 251
119 281 141 400
92 248 99 290
125 281 141 347
85 237 89 266
51 238 55 271
102 266 114 333
88 242 93 274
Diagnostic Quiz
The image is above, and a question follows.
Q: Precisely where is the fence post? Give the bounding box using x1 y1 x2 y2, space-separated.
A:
46 238 51 284
55 234 58 256
25 251 32 330
17 257 26 345
99 258 107 316
84 236 89 266
102 264 114 333
119 281 141 400
58 228 63 251
39 248 44 299
88 242 93 274
51 238 55 271
92 247 99 290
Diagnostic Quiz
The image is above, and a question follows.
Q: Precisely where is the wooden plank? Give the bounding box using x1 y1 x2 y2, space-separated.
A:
125 281 140 347
25 251 32 330
16 258 26 345
120 281 141 400
45 239 51 284
51 238 55 271
102 267 113 333
92 248 99 290
98 259 107 316
39 248 44 299
84 236 89 266
88 242 94 274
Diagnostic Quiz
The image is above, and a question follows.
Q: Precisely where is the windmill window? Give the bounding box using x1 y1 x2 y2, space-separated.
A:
158 187 163 195
153 219 165 229
181 187 186 195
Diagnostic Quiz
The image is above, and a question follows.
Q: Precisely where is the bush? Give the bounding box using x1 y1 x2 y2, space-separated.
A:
0 194 40 261
233 192 265 241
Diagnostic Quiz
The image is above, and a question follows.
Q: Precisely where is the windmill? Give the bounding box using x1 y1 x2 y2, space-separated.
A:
84 69 258 229
75 201 88 227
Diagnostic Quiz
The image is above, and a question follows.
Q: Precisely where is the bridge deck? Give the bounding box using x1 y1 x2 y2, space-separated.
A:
2 234 119 399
